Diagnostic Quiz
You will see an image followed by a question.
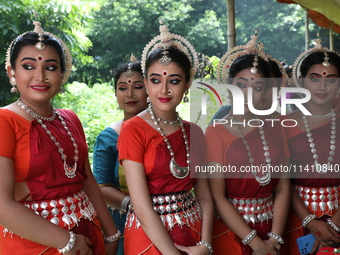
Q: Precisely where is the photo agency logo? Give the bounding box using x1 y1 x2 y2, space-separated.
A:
199 83 312 128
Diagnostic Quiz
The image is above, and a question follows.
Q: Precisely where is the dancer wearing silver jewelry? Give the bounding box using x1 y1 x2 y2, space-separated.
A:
118 21 213 255
206 33 290 255
1 21 119 254
93 57 147 255
284 40 340 254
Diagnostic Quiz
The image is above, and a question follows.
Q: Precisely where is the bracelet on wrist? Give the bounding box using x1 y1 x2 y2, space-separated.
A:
327 218 340 232
302 214 317 228
104 230 122 243
267 232 284 245
58 231 76 254
196 240 213 255
242 229 257 245
120 196 131 212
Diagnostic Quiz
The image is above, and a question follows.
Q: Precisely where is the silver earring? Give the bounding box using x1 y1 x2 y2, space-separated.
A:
183 90 189 103
147 97 151 103
10 76 18 93
45 76 51 82
167 89 172 96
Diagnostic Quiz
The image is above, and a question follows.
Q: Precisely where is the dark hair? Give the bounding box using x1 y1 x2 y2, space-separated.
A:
113 61 143 91
284 64 293 78
269 60 283 89
228 54 270 84
300 51 340 77
10 32 66 73
144 47 191 82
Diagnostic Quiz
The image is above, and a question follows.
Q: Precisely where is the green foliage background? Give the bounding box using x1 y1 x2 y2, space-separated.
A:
1 0 340 156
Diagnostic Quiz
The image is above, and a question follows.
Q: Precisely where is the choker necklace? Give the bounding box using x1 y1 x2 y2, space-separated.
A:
302 109 336 174
147 103 190 179
154 116 180 127
17 99 79 178
307 108 335 120
233 117 271 186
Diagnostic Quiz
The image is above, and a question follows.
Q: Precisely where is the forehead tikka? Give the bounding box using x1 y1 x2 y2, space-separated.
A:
323 51 330 67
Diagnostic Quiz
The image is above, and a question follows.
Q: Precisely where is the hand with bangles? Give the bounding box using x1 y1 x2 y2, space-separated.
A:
175 242 212 255
249 237 281 255
64 234 94 255
307 219 340 254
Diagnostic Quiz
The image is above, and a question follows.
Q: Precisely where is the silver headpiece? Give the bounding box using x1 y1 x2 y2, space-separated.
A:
217 32 268 84
292 38 339 87
5 21 72 84
125 53 138 77
141 20 198 79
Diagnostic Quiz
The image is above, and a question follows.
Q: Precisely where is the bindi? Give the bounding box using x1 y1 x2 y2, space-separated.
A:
250 76 255 81
36 54 44 62
162 70 168 76
127 78 132 84
322 70 328 76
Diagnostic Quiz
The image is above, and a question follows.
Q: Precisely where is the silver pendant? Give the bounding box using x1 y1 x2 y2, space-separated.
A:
169 158 189 179
64 161 77 178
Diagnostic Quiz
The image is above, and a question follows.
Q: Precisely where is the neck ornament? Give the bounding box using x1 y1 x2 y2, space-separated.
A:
234 117 271 186
302 109 336 174
17 99 79 178
147 103 190 179
306 108 335 120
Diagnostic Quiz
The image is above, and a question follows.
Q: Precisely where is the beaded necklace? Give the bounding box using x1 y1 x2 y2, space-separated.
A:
302 108 336 174
147 103 190 179
17 99 79 178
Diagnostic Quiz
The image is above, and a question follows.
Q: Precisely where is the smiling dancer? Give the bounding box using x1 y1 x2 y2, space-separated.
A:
118 21 213 255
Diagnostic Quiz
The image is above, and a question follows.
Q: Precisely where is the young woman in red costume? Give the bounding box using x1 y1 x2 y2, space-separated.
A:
118 21 213 255
206 34 290 255
0 21 118 254
284 39 340 254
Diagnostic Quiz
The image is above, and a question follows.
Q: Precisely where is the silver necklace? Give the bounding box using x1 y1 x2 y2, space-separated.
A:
234 117 271 186
147 103 190 179
307 108 335 120
154 116 180 127
302 109 336 174
17 99 79 178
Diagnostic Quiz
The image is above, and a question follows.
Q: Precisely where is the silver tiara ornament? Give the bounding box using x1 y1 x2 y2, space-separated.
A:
5 21 72 84
141 20 198 79
292 38 338 87
217 33 268 84
125 53 138 77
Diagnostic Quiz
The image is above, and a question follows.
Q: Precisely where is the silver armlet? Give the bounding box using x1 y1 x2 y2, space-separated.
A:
302 214 317 228
327 218 340 232
242 229 257 245
267 232 284 245
196 240 213 255
58 231 76 254
104 230 122 243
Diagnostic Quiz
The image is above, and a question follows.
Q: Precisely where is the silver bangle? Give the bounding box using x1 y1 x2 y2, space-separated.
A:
327 218 340 232
242 229 257 245
104 230 122 243
302 214 317 228
58 231 76 254
196 240 213 255
267 232 284 245
120 196 131 212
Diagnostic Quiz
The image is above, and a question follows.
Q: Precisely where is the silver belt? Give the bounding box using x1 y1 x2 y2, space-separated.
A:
228 195 274 224
126 190 202 229
296 185 340 212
